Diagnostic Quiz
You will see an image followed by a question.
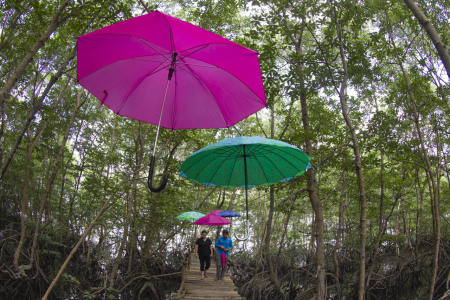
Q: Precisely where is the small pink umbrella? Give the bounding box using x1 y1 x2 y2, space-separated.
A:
222 251 226 268
193 214 230 226
210 210 222 215
77 11 266 193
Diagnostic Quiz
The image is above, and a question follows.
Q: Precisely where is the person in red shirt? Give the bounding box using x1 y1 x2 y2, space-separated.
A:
195 230 213 280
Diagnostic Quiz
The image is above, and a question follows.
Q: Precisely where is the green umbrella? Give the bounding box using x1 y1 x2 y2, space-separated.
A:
176 211 206 221
179 136 311 240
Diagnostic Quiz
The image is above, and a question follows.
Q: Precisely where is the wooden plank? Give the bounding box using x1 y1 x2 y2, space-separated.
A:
175 254 245 300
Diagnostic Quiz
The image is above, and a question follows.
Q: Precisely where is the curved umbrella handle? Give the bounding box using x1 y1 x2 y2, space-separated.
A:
234 219 249 241
147 155 168 193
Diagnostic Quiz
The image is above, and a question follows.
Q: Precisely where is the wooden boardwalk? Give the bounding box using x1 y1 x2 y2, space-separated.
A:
173 253 245 300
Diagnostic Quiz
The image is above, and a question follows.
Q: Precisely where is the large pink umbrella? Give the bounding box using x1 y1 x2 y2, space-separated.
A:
193 214 230 226
77 11 266 192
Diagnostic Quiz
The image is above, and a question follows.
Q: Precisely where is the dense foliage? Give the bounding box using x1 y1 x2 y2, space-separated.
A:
0 0 448 299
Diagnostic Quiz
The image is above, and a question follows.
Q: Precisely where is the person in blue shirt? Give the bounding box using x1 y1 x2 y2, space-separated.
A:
214 229 233 281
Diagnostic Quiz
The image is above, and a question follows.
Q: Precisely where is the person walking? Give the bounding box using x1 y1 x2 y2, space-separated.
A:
215 229 233 281
195 230 213 280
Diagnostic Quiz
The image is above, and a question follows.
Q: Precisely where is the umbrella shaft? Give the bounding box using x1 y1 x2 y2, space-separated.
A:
152 78 171 157
168 52 178 80
243 145 248 220
152 53 177 156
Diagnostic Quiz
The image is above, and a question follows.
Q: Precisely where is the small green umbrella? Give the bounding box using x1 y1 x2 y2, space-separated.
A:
179 136 311 240
176 211 206 221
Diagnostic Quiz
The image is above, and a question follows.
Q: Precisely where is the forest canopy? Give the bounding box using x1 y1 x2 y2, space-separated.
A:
0 0 449 299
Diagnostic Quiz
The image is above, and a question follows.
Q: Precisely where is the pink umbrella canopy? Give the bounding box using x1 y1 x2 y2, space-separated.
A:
77 11 266 130
210 210 222 215
193 214 230 226
77 11 266 193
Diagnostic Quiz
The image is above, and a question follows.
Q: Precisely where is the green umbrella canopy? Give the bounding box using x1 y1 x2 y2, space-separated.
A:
176 211 206 221
179 136 311 241
179 136 311 188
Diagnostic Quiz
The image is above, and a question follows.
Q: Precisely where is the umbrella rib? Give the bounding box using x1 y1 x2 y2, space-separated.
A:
157 12 175 54
268 145 311 167
183 146 242 187
169 22 174 54
179 42 256 57
176 64 206 81
181 150 215 175
181 139 310 191
131 58 171 63
116 61 170 114
258 144 310 181
225 147 242 188
257 146 292 184
138 36 172 63
182 148 230 184
178 44 210 59
175 62 230 126
176 51 266 108
176 62 217 68
170 64 177 129
147 63 172 76
204 152 234 187
241 144 292 185
83 32 172 62
79 54 170 81
246 145 271 186
192 146 239 165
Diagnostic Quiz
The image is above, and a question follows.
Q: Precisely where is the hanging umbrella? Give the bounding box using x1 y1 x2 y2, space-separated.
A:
176 211 205 242
217 210 241 235
216 210 241 218
179 136 311 240
77 11 266 193
193 214 230 226
176 211 205 221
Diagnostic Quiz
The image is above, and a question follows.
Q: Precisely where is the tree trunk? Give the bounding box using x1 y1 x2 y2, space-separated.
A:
255 190 264 257
0 85 5 166
68 149 86 233
42 178 133 300
14 134 32 271
296 24 326 299
58 118 84 241
333 169 346 299
386 16 441 299
414 167 424 256
109 193 130 289
0 49 76 179
141 133 183 257
264 186 286 300
366 150 385 288
328 1 368 299
98 120 126 290
142 195 160 260
13 80 70 270
0 8 26 52
127 123 148 273
395 197 401 255
262 103 286 300
0 0 70 111
28 90 84 269
306 211 315 265
403 0 450 78
276 196 296 265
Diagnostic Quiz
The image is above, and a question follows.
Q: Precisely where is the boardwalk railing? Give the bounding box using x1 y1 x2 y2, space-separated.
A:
171 247 192 299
